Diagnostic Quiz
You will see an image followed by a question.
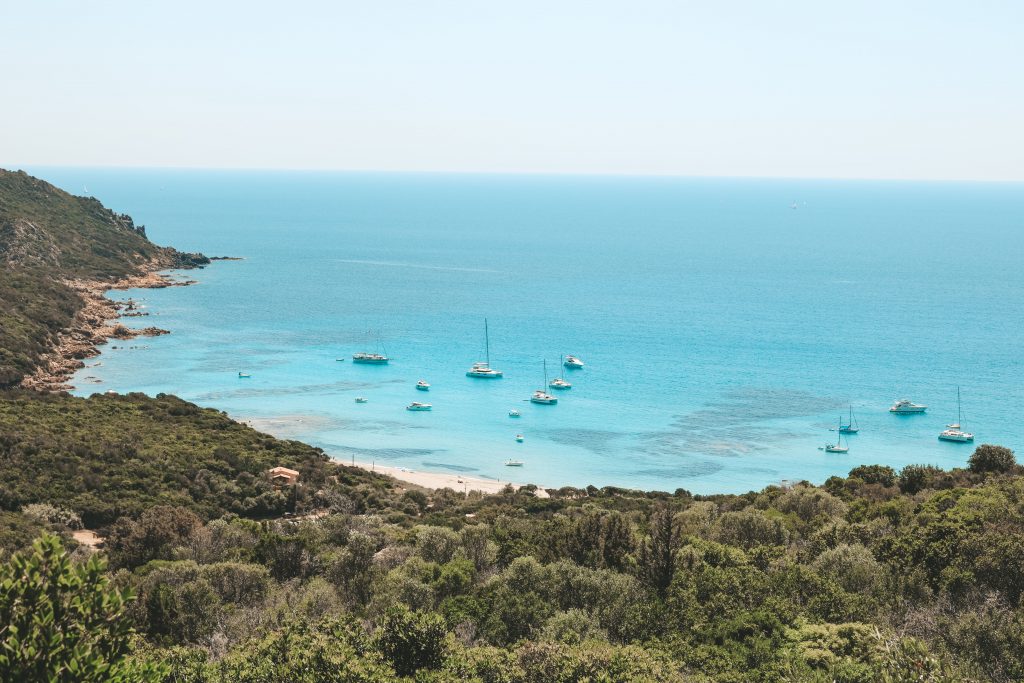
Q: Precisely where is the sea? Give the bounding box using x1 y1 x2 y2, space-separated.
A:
29 167 1024 494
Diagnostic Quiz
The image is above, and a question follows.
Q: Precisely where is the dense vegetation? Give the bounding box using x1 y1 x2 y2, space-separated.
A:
4 435 1022 681
0 169 206 385
0 390 397 529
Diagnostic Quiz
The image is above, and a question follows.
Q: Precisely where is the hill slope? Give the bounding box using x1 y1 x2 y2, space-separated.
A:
0 169 207 386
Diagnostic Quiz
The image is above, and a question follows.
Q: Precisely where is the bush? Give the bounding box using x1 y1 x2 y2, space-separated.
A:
375 605 450 676
968 444 1016 474
0 534 164 681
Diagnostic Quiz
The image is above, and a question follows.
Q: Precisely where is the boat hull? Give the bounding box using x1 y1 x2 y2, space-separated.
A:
353 358 389 364
890 407 926 413
824 446 849 453
530 397 557 405
938 432 974 442
466 370 503 378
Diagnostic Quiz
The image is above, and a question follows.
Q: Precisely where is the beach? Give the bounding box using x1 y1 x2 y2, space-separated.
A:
351 460 549 497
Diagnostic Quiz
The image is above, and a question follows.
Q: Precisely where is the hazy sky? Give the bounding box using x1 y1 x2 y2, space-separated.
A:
2 1 1022 180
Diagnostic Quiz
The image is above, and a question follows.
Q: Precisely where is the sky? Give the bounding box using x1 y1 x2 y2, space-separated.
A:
1 1 1022 180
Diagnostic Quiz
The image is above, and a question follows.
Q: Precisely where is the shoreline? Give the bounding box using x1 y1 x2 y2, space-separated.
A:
19 263 198 392
349 459 550 497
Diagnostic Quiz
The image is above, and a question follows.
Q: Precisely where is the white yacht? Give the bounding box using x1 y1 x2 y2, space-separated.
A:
238 372 251 378
466 319 503 378
508 410 521 418
530 360 558 405
549 377 572 390
564 355 584 369
939 387 974 442
505 459 524 467
515 434 524 443
354 397 368 403
406 402 432 411
890 399 927 414
416 380 430 391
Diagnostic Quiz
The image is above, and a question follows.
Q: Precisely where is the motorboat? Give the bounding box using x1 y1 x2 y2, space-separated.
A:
824 416 849 453
416 380 430 391
505 459 524 467
549 377 572 390
564 355 584 369
466 319 503 378
508 410 521 418
238 372 251 378
352 352 389 364
839 406 859 434
938 387 974 442
890 399 927 414
515 434 524 443
406 402 432 411
354 397 369 403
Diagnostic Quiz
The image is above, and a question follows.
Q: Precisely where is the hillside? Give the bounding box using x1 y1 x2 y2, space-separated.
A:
0 169 207 386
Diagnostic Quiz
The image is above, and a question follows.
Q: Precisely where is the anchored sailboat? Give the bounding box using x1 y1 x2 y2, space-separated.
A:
530 360 558 404
824 416 849 453
466 319 503 378
838 406 859 434
353 331 390 364
939 387 974 442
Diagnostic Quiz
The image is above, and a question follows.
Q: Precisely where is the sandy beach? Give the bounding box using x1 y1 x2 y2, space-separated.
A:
351 460 549 497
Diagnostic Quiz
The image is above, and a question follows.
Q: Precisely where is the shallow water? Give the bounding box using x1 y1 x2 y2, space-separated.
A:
33 167 1023 493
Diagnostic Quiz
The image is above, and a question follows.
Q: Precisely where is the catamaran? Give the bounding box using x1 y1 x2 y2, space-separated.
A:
838 406 859 434
890 399 927 414
353 332 390 364
824 417 849 453
550 360 572 390
530 360 558 405
939 387 974 442
466 319 503 378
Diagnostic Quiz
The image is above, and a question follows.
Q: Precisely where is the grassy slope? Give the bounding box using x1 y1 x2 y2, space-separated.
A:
0 169 207 385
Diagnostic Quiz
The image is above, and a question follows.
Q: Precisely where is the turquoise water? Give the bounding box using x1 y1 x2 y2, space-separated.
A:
32 167 1024 494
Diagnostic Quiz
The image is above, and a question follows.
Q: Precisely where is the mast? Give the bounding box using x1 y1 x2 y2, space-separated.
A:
484 318 490 367
957 386 962 428
543 359 548 389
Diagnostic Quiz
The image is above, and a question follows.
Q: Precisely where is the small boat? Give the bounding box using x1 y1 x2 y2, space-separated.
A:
530 361 558 404
335 358 346 362
416 380 430 391
406 402 432 411
354 397 369 403
564 355 584 369
838 406 859 434
549 377 572 390
508 410 521 418
939 387 974 442
890 399 927 414
466 319 504 378
515 434 524 443
238 372 251 378
824 416 849 453
505 459 524 467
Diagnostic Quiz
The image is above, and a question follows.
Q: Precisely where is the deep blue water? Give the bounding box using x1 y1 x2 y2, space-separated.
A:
29 167 1024 493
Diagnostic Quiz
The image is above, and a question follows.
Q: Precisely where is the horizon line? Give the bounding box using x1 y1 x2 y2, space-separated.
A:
5 162 1024 185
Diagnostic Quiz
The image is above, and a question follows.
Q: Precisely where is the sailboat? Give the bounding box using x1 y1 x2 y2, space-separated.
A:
549 355 572 390
838 406 859 434
353 331 390 364
466 319 503 378
530 360 558 404
939 387 974 442
824 416 849 453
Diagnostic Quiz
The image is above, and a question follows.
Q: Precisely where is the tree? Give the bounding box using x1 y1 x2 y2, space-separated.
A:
898 464 943 495
0 533 164 682
968 444 1016 474
105 505 202 570
848 464 897 487
375 605 450 676
638 504 681 597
